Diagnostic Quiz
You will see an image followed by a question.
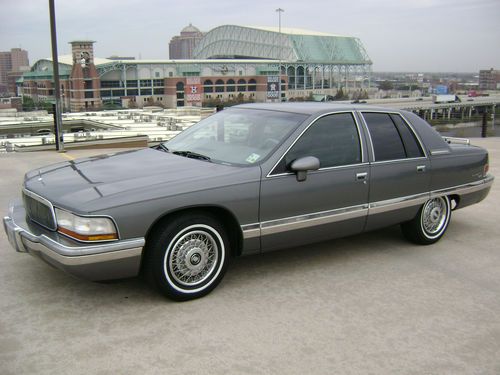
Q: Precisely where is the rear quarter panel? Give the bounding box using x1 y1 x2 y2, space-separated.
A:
430 145 488 191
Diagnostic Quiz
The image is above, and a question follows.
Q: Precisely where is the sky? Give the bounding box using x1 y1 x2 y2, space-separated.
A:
1 0 499 72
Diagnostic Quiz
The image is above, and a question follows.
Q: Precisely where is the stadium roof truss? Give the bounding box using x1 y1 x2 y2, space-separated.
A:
97 62 137 77
193 25 372 66
193 25 372 91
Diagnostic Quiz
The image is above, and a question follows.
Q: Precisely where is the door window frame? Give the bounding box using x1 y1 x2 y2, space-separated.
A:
358 110 428 164
267 111 367 178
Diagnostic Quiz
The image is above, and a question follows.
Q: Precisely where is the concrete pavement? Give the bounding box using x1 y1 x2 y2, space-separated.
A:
1 140 499 375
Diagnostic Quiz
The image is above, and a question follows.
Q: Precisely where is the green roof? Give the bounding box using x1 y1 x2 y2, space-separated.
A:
289 35 367 64
194 25 372 65
23 64 72 81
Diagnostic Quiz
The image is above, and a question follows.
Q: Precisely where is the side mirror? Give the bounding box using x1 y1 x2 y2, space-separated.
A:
290 156 320 182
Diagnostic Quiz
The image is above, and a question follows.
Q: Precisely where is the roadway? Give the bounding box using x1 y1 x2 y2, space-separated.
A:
1 140 499 374
361 94 500 110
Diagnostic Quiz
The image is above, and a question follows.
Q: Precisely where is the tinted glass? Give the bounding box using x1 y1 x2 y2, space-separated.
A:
390 114 424 158
363 113 406 161
165 108 306 166
280 113 361 171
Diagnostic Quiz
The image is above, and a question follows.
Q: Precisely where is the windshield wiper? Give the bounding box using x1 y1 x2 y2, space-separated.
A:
172 150 211 161
156 143 170 153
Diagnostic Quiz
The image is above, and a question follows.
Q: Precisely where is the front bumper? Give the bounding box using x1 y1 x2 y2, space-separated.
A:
3 200 145 281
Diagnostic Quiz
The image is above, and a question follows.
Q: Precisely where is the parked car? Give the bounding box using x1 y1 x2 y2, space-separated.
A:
3 103 494 300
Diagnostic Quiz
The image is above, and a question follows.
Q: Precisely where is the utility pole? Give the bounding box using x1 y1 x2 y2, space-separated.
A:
48 0 64 151
276 8 284 102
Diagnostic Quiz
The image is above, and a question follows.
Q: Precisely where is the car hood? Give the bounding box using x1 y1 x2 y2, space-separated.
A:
24 148 254 212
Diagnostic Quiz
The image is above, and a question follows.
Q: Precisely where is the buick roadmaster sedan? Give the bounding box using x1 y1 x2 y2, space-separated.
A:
3 103 494 300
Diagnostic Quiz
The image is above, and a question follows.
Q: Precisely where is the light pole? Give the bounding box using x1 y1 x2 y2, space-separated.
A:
276 8 284 102
48 0 64 151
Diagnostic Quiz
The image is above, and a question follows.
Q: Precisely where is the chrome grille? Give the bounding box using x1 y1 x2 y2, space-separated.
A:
22 190 57 230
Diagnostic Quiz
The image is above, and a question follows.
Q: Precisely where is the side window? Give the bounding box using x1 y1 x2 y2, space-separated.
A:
363 113 406 161
273 113 361 173
390 114 425 158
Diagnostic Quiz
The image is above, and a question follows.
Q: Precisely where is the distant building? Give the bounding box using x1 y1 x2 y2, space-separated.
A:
0 48 29 95
479 68 500 90
169 24 205 59
0 96 22 111
7 69 29 96
106 55 136 61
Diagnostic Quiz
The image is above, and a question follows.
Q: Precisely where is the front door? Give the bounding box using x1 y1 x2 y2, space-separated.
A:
259 112 369 251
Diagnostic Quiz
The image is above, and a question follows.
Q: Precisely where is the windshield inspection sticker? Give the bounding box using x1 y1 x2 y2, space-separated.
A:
246 153 260 163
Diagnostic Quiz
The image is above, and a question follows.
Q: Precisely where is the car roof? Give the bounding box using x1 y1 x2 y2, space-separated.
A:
231 102 449 152
233 102 399 115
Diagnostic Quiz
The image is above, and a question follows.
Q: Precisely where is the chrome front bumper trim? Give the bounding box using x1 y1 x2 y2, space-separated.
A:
3 208 145 280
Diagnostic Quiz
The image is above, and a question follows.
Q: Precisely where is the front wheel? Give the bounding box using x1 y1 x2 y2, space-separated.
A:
401 196 451 245
144 213 230 301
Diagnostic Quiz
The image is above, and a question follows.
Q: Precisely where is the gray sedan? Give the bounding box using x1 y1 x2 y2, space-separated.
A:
3 103 494 300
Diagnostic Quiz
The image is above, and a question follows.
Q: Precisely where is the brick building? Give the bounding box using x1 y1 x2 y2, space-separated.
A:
479 68 500 90
169 24 205 59
0 48 29 95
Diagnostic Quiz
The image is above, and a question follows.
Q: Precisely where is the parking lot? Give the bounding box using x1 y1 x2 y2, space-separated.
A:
1 139 499 375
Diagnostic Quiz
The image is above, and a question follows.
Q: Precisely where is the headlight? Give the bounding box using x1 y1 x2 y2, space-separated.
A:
55 208 118 242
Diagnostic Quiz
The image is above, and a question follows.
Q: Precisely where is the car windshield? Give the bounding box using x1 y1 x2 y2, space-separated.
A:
163 108 307 166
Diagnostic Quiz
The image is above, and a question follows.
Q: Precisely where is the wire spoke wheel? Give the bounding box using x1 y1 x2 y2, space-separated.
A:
421 197 448 236
145 213 230 301
401 195 451 245
168 230 219 287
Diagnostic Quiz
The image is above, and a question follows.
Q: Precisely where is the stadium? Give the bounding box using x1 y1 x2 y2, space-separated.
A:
19 25 372 110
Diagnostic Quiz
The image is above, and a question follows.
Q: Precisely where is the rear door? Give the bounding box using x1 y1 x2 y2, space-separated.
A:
359 111 430 231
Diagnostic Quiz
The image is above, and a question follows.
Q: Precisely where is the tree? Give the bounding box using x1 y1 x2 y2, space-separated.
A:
378 80 394 91
358 90 369 100
102 102 120 110
333 87 348 101
236 93 245 104
22 96 35 111
38 100 53 112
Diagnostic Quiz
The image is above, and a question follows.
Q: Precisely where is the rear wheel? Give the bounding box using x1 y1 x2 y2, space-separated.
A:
401 196 451 245
144 213 230 301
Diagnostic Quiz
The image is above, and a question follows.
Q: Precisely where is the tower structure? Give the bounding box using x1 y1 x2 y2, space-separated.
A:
169 24 204 59
69 41 101 111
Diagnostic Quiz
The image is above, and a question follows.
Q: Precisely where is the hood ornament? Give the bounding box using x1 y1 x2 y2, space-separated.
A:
37 170 44 184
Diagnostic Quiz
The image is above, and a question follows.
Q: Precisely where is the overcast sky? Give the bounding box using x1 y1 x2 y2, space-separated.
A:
1 0 499 72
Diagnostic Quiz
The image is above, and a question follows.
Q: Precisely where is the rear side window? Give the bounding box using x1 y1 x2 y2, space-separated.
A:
363 112 424 161
390 114 424 158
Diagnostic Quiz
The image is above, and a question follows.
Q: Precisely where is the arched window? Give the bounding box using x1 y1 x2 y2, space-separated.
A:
176 81 184 91
204 79 213 93
226 79 235 92
248 79 257 92
287 66 296 89
237 79 246 92
215 79 224 93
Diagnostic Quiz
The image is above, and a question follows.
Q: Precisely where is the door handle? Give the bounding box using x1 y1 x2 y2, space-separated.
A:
417 165 426 173
356 172 368 181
